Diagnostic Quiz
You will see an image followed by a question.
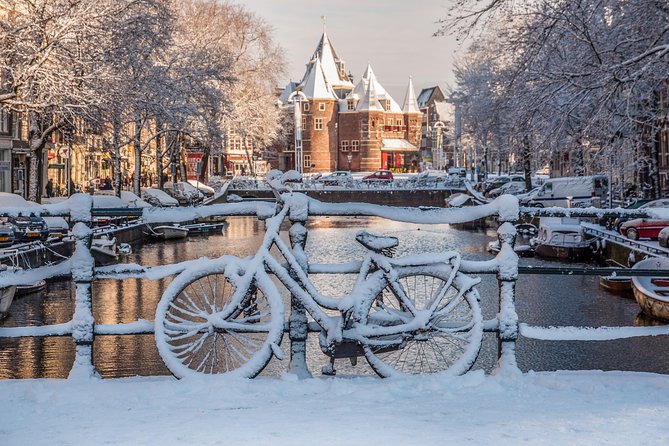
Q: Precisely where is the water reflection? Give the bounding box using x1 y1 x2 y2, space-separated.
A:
0 216 668 379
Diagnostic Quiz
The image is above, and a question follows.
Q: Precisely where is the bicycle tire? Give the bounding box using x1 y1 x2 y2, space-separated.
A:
155 259 284 378
361 264 483 377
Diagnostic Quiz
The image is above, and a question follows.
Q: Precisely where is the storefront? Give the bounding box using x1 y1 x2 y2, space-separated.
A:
381 139 420 172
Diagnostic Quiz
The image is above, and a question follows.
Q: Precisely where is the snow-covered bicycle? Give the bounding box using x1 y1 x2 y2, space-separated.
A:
154 181 483 379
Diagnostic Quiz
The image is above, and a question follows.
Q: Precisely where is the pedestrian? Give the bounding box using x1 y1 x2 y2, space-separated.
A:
45 178 53 198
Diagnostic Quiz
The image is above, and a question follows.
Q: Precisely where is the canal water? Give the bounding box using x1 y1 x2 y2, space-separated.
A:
1 216 668 379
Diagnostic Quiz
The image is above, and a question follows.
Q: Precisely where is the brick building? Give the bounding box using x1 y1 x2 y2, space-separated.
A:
278 31 422 173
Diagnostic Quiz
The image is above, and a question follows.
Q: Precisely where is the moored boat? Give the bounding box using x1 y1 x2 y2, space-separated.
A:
631 257 669 322
599 275 633 297
0 264 17 319
152 225 189 240
91 235 119 266
531 218 593 260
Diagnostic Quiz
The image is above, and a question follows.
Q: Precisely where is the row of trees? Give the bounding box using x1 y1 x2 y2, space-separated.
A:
441 0 669 197
0 0 284 201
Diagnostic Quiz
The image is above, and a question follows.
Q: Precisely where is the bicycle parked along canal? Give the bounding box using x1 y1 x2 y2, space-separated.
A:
154 173 484 378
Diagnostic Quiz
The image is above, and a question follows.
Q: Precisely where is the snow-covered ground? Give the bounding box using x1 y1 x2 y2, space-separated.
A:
3 370 669 445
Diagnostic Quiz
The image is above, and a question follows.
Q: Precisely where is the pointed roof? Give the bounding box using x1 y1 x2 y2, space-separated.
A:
358 64 402 113
402 77 420 113
300 56 337 100
356 72 384 112
310 30 354 90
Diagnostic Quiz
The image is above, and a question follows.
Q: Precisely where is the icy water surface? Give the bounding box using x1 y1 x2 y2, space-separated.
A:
1 216 668 379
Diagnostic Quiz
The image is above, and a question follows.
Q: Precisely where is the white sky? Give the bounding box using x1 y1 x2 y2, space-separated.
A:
241 0 464 101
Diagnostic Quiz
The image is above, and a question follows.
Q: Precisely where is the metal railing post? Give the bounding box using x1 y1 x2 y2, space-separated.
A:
495 219 521 375
68 200 98 379
287 200 312 378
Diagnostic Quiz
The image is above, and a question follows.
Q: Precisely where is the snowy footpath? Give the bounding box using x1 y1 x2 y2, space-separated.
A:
2 370 669 445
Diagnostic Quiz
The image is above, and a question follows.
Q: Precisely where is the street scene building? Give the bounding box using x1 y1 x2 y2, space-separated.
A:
277 31 423 173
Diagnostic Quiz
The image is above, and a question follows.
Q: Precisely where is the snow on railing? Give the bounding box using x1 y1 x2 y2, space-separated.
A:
0 188 665 380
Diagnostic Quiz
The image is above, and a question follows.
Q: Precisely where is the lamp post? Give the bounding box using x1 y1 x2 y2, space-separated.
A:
347 153 352 171
432 121 445 171
288 90 307 174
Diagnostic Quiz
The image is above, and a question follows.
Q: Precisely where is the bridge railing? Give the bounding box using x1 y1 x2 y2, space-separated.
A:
1 192 669 379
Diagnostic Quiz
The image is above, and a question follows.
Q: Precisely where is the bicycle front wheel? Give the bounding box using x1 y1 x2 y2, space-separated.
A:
155 262 284 378
362 265 483 377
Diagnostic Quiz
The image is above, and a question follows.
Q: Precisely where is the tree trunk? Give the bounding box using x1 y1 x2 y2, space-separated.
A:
199 148 209 183
113 120 122 198
133 118 142 195
522 135 532 191
155 121 163 189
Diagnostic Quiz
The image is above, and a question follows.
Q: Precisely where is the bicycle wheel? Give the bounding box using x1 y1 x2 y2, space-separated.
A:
362 264 483 377
155 261 284 378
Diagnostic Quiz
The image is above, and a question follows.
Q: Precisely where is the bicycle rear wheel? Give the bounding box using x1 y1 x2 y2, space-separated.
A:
155 262 284 378
362 265 482 377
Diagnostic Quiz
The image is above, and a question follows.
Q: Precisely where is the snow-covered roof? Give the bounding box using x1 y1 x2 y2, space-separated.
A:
309 30 354 90
278 81 300 104
433 101 452 121
356 72 384 112
299 56 337 100
382 138 419 151
402 77 420 114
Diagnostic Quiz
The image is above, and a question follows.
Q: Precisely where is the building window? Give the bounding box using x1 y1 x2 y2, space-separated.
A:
303 154 311 168
347 100 355 111
351 140 359 152
0 110 9 134
303 102 310 112
319 102 326 111
301 117 307 130
396 119 403 126
314 118 323 130
386 118 392 126
384 99 391 111
341 140 349 152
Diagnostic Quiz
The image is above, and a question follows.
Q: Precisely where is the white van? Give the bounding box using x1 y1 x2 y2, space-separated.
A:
520 175 607 208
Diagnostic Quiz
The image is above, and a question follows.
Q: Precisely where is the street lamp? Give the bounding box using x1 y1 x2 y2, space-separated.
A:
347 153 353 171
287 90 307 174
431 121 445 171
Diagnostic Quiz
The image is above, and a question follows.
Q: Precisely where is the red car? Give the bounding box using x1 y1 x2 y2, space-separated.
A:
619 218 669 240
362 170 394 183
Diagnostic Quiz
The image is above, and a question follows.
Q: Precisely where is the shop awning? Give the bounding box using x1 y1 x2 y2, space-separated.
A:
382 139 419 152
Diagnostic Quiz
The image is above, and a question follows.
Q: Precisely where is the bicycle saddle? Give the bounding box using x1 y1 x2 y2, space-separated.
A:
355 231 399 252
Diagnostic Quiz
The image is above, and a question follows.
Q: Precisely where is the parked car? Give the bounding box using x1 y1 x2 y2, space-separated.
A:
482 175 524 195
519 175 608 208
8 214 49 242
362 170 394 183
141 188 179 207
163 181 203 205
612 198 669 232
317 171 353 186
0 221 16 247
659 226 669 248
487 181 528 198
619 218 669 240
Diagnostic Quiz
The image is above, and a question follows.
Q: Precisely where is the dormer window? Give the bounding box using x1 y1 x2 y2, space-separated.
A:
347 100 355 111
303 102 310 112
384 99 391 111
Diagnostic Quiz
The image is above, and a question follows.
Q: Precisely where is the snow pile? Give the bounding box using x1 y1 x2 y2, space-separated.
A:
2 371 669 445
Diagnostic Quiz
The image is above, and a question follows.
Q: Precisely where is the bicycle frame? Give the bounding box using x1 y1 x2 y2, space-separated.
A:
230 201 471 353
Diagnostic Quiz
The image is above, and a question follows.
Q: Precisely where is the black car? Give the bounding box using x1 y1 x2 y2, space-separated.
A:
9 213 50 242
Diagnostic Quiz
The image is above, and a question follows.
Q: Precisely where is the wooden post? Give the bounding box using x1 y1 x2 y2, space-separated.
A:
287 217 311 378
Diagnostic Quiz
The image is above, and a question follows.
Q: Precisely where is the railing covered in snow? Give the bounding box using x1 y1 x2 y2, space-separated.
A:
1 190 669 380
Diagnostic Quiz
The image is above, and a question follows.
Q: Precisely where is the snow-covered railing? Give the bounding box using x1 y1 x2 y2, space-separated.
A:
0 189 667 380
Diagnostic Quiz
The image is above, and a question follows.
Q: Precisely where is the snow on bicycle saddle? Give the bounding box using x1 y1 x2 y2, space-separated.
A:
355 230 399 252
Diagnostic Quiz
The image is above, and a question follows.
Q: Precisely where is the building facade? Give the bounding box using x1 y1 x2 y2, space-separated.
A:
278 31 422 173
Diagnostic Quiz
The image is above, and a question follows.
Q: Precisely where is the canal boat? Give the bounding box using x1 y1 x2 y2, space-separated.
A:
151 225 189 240
90 235 119 266
531 218 593 260
487 240 535 257
16 279 47 296
181 222 226 236
631 257 669 322
598 275 633 297
0 271 16 319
